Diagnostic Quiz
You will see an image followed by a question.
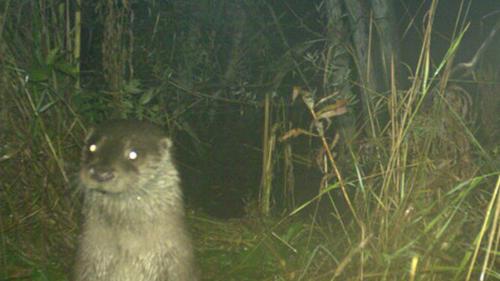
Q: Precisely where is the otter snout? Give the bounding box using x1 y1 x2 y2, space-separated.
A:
88 165 115 182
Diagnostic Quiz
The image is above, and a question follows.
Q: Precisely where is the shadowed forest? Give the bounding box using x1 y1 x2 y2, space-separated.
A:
1 0 499 280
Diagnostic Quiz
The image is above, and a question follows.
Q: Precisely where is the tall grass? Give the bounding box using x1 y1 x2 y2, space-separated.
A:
274 1 500 280
0 0 498 280
0 0 81 278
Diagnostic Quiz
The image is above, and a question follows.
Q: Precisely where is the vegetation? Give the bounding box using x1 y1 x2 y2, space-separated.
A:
1 0 499 280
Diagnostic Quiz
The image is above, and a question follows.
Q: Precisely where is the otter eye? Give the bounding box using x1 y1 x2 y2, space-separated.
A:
89 144 97 152
128 150 138 160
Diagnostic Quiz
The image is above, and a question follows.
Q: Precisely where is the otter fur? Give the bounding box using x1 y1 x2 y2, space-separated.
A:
73 120 197 281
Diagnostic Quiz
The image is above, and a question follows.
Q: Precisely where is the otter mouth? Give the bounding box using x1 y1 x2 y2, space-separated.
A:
90 188 113 195
86 184 126 196
86 183 139 199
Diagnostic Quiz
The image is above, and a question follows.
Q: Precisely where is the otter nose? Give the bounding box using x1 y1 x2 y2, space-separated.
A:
88 166 115 182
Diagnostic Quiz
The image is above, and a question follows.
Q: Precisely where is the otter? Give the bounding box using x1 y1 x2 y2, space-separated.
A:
73 120 198 281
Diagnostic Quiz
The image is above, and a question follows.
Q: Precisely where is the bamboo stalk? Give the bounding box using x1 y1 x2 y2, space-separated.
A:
74 0 81 88
259 92 272 216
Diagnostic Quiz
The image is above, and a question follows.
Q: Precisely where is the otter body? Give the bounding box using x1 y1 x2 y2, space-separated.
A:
74 120 197 281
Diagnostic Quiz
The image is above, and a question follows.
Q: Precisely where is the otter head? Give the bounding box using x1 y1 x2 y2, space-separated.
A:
80 120 173 195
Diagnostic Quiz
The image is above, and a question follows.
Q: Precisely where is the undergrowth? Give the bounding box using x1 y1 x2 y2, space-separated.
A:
0 0 499 280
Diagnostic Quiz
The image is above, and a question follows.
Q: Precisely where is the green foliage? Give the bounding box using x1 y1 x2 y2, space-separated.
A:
1 0 499 280
28 48 78 83
2 248 68 281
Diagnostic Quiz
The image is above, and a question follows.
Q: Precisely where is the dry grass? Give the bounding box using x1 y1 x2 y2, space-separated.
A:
0 0 498 280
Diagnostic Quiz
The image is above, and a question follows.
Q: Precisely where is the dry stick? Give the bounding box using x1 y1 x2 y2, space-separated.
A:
375 0 437 251
331 234 372 279
408 255 419 281
306 105 361 227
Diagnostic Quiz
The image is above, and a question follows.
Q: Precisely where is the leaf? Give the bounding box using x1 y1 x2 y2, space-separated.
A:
38 100 58 113
55 61 79 78
301 91 315 111
139 89 157 105
316 99 348 120
45 48 60 65
282 222 303 242
292 86 302 102
123 80 143 94
314 120 324 136
28 65 50 82
279 128 309 142
292 86 315 111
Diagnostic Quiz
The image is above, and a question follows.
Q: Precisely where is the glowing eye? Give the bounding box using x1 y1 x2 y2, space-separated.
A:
128 150 138 160
89 144 97 152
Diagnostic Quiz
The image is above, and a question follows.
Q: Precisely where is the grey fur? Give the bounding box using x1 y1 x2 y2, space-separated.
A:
73 120 198 281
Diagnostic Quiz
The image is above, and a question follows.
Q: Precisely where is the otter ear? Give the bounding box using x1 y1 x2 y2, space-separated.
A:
158 137 173 152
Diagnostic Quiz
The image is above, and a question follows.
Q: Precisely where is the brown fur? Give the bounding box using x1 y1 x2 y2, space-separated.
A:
73 120 197 281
